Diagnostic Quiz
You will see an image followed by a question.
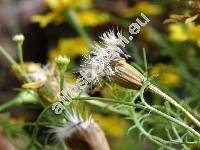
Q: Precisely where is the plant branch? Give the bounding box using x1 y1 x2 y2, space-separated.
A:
17 43 24 65
131 110 175 150
0 90 38 112
148 84 200 127
140 81 200 137
0 98 19 112
74 97 200 137
0 46 31 82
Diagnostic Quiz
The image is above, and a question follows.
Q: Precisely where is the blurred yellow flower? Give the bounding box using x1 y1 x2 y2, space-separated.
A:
45 0 92 10
168 23 200 46
168 23 187 42
187 25 200 46
93 113 128 138
149 64 181 88
32 0 109 27
49 37 89 60
76 10 110 27
122 2 162 17
32 12 63 28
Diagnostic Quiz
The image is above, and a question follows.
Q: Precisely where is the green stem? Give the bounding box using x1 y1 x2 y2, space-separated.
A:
74 97 200 137
17 43 24 65
64 9 93 47
142 99 200 137
60 69 65 95
73 97 145 109
165 102 189 150
140 83 200 137
0 46 31 82
0 98 20 112
32 105 51 145
131 111 175 150
142 48 148 77
0 90 38 112
149 84 200 127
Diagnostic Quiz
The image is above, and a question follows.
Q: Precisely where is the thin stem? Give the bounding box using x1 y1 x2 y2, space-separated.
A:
17 43 24 65
0 46 31 82
60 69 65 95
142 48 148 77
149 84 200 127
140 82 200 137
141 99 200 137
0 90 38 112
73 97 145 109
172 126 189 149
74 97 200 137
0 98 20 112
64 9 93 47
165 102 189 150
146 103 199 137
131 110 175 150
32 105 51 145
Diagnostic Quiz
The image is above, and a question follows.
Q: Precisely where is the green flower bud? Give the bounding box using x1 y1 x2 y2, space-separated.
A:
55 55 70 69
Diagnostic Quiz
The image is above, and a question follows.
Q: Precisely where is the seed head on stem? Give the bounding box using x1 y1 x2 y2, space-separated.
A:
81 29 200 127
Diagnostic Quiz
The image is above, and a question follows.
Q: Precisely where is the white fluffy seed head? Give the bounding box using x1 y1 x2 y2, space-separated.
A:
80 30 130 85
50 110 94 141
100 30 122 46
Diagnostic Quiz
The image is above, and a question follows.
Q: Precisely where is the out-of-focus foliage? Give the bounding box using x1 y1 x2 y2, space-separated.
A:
149 63 181 88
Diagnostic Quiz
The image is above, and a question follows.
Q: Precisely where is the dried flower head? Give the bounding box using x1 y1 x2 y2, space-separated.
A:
80 30 129 85
22 64 56 89
50 110 110 150
28 65 49 83
12 62 41 82
111 59 146 90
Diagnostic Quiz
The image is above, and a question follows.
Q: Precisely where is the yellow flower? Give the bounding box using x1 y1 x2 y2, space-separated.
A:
76 10 110 27
149 64 181 88
93 113 128 138
168 23 187 42
45 0 92 11
49 37 89 60
168 23 200 46
32 12 63 28
122 2 162 17
32 0 109 27
187 25 200 46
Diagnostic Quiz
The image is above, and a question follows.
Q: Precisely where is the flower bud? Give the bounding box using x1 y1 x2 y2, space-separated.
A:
12 34 25 44
55 55 70 70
